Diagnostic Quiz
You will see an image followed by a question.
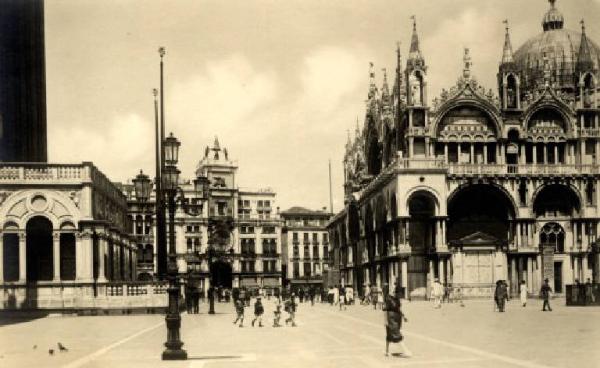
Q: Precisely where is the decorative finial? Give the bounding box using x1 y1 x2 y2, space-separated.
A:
503 19 509 33
152 88 158 97
158 47 166 58
549 0 556 8
581 19 586 33
410 15 416 30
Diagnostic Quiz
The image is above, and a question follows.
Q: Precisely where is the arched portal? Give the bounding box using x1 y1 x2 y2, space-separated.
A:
26 216 53 282
407 191 436 296
211 260 232 288
448 184 515 243
533 184 580 218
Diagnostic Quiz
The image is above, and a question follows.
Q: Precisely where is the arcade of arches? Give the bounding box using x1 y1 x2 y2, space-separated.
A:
333 182 600 299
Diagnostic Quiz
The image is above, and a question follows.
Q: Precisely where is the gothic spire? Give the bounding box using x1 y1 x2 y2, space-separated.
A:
407 15 424 65
501 20 514 64
577 19 594 71
381 68 390 98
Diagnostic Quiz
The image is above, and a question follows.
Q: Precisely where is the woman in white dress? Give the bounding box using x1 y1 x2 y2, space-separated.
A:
520 280 528 307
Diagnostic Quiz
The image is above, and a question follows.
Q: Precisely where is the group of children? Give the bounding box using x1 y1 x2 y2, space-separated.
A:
233 293 297 328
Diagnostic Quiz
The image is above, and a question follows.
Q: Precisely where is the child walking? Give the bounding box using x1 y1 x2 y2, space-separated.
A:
252 297 264 327
233 298 245 327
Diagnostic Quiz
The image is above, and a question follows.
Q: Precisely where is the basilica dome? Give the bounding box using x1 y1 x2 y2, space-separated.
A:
512 0 600 94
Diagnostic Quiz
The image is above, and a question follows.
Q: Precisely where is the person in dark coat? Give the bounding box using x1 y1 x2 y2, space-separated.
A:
233 298 245 327
494 280 508 312
192 285 200 314
384 283 412 357
540 278 553 311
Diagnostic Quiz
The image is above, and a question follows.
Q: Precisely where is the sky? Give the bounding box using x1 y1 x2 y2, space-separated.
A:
45 0 600 213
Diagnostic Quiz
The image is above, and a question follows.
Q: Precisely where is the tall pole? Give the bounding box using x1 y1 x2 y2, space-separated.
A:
329 159 334 214
157 47 167 278
153 88 164 278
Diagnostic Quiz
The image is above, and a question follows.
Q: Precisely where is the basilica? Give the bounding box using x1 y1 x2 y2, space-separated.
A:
328 0 600 299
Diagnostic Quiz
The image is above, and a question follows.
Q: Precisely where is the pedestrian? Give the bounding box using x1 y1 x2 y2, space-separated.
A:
185 283 193 314
432 279 443 309
339 285 346 310
273 298 282 327
540 278 553 312
377 285 385 310
251 296 264 327
346 286 354 305
384 283 412 358
233 297 245 327
494 280 508 312
299 288 305 303
285 293 297 327
520 280 528 307
309 286 315 306
585 278 595 304
371 285 378 310
192 285 200 314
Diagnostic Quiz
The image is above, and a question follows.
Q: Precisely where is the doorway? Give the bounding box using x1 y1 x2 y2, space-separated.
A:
553 262 562 293
210 261 232 288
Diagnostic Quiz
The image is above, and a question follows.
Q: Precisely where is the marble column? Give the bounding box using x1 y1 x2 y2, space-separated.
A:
444 143 449 164
527 257 533 290
457 144 462 163
439 259 446 284
533 145 537 164
76 232 94 282
483 144 488 164
18 232 26 282
554 145 558 164
543 145 548 164
401 260 408 295
97 235 107 282
53 232 60 281
470 143 475 163
573 257 579 281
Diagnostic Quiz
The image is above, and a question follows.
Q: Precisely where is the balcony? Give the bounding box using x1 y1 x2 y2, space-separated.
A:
579 128 600 138
393 159 600 177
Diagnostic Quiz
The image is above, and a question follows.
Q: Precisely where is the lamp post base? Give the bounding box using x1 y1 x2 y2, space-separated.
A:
162 349 188 360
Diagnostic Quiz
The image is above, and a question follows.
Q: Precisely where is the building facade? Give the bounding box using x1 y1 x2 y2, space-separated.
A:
281 207 332 288
128 138 283 292
0 162 139 309
328 0 600 299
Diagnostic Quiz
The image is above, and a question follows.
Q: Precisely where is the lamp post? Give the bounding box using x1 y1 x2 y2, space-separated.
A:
136 132 209 361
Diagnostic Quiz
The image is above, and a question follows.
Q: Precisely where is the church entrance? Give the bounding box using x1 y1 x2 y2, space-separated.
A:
210 261 232 288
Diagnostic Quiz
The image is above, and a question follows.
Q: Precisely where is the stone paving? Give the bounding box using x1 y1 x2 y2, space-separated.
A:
1 297 599 368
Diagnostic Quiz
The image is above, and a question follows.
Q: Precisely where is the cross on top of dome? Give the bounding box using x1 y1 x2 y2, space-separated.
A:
542 0 564 31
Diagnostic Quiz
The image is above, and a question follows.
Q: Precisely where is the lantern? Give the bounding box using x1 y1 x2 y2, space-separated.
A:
162 165 180 192
163 132 180 166
132 170 152 202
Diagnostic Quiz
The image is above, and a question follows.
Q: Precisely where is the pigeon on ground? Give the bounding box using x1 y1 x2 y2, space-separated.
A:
48 349 54 355
58 342 68 352
33 345 37 349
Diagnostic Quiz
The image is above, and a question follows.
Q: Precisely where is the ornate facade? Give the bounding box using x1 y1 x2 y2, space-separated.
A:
329 0 600 298
0 162 138 309
127 138 283 292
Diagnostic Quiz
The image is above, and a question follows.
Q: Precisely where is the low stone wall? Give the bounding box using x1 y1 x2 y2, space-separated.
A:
0 282 169 311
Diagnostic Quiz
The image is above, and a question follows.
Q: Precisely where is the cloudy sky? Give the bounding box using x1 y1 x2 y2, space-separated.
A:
45 0 600 212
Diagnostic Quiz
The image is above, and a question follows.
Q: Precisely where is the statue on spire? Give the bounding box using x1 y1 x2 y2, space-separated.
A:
463 48 472 79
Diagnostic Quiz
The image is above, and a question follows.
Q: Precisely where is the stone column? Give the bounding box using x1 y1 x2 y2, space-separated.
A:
582 256 589 281
97 235 107 282
441 220 446 245
444 143 449 164
0 234 4 283
470 143 475 163
510 257 516 291
527 257 533 290
554 145 558 164
573 256 579 281
439 259 445 284
520 143 525 164
18 232 26 282
483 144 488 164
543 145 548 164
425 137 430 157
401 260 408 295
533 145 537 164
53 232 61 281
409 137 414 157
457 144 462 163
76 231 94 282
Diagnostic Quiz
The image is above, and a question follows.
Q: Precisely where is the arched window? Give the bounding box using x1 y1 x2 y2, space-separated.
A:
506 74 518 108
60 233 76 280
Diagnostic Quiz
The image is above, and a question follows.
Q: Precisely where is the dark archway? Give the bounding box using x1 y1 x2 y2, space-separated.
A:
448 184 515 242
533 184 580 218
59 233 76 280
366 134 382 176
2 233 19 281
26 216 53 282
211 261 232 288
407 192 436 295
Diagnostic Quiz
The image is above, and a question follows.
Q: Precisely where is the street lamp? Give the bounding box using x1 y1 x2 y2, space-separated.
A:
133 170 152 203
159 132 210 361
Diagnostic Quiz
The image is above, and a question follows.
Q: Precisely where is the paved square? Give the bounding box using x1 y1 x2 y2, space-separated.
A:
1 298 599 368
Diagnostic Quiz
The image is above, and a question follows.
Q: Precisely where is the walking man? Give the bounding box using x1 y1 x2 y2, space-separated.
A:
432 279 443 309
273 298 283 327
285 293 297 327
540 278 553 312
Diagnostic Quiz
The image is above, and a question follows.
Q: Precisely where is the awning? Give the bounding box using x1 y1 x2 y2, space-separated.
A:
240 277 258 287
263 277 280 287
